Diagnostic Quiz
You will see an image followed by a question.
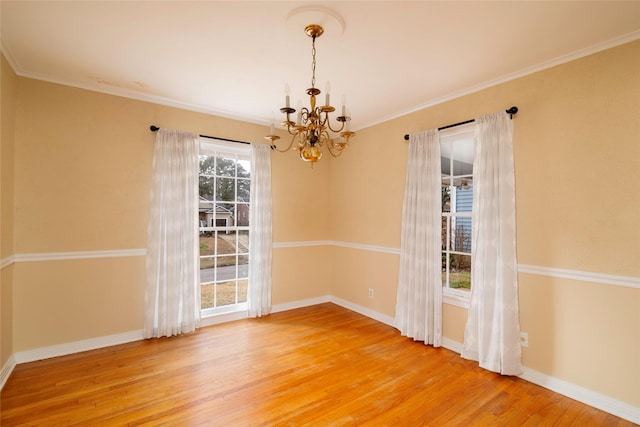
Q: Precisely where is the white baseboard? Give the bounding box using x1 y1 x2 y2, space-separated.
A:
3 297 638 424
13 330 144 365
329 296 396 327
0 354 16 390
272 295 331 313
438 336 639 424
441 336 463 354
519 366 640 424
320 300 639 424
7 298 333 369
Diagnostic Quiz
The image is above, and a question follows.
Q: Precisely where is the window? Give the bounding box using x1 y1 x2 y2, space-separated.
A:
198 139 251 316
441 124 474 303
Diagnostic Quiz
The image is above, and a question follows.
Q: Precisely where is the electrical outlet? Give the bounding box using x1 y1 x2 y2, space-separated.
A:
368 288 374 299
520 332 529 348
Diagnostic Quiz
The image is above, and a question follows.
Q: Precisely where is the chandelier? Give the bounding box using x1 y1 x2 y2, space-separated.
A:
265 24 355 163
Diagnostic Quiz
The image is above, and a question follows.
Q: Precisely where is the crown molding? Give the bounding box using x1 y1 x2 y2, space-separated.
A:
359 30 640 131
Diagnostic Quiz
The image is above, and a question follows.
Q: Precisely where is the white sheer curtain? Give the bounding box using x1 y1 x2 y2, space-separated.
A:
461 111 522 375
395 129 442 346
144 129 201 338
248 144 273 317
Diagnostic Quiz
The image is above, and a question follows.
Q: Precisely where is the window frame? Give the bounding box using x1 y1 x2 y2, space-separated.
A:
440 124 474 309
198 138 251 317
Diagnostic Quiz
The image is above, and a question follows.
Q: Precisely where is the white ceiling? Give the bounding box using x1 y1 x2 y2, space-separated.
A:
1 1 639 131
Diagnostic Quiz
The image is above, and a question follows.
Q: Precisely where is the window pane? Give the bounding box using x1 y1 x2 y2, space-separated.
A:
452 178 473 214
199 176 214 200
449 254 471 290
238 254 249 278
441 184 451 213
237 178 250 203
214 206 231 227
200 257 215 282
224 231 249 254
238 230 249 253
199 201 214 228
216 255 237 280
441 217 448 250
200 233 215 258
450 217 472 253
237 159 251 178
441 143 452 175
216 157 236 177
441 268 447 288
216 280 238 307
237 203 249 227
451 140 474 175
237 279 248 303
452 176 472 189
201 284 215 309
216 178 235 202
212 279 249 308
199 155 215 175
216 231 236 255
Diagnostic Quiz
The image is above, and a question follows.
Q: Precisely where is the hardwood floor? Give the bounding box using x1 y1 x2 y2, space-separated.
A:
1 303 634 426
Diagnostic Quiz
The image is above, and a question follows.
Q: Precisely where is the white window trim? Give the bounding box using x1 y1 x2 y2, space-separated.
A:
201 302 248 318
443 288 471 309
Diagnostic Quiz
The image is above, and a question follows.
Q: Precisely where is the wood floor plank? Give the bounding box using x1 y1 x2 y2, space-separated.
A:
1 303 634 426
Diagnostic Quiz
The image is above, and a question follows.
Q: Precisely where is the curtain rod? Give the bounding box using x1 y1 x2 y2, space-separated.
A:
403 106 518 141
149 126 251 145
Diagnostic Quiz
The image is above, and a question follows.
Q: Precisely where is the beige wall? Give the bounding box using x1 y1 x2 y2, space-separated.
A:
8 72 332 352
1 54 17 368
1 40 638 408
330 41 639 406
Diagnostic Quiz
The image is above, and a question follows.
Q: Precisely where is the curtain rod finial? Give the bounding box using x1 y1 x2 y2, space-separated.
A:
404 134 410 141
150 125 160 132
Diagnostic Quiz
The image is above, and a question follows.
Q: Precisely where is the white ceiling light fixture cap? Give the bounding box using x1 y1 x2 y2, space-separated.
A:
285 5 346 42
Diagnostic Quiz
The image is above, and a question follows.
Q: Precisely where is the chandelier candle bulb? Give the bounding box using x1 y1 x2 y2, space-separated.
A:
325 81 331 106
285 83 291 108
342 94 347 116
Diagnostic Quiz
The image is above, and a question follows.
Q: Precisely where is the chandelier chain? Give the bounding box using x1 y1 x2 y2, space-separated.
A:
311 36 317 89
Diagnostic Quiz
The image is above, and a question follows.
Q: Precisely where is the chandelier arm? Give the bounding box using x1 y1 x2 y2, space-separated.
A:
325 116 346 133
299 107 311 126
316 109 327 126
271 133 298 153
327 145 345 157
317 129 331 147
